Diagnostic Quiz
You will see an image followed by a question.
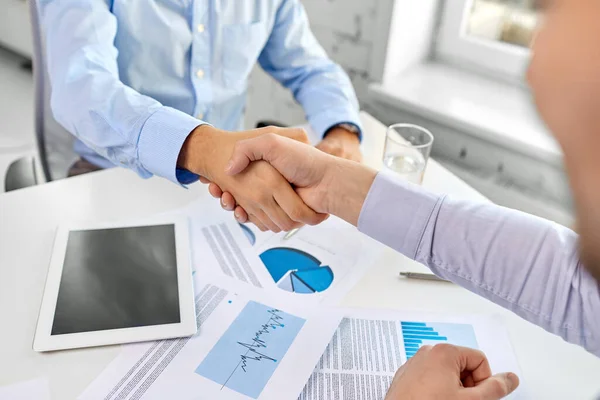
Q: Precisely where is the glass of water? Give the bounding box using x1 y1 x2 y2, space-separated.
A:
383 124 434 185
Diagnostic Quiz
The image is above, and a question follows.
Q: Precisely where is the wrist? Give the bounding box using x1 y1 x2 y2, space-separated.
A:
178 125 230 178
325 126 360 144
321 157 377 226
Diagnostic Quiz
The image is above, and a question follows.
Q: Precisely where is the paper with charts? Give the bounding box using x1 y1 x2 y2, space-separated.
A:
298 309 524 400
188 198 383 305
78 275 341 400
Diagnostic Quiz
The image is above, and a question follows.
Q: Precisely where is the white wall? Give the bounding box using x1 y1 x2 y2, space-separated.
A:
0 0 32 58
244 0 395 129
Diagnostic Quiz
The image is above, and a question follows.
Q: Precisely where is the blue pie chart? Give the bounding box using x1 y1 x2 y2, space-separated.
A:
259 247 334 294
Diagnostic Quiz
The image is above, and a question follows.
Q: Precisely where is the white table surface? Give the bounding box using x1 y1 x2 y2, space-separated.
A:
1 112 599 399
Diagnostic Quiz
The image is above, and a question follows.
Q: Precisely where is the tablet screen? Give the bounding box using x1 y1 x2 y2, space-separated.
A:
51 224 181 335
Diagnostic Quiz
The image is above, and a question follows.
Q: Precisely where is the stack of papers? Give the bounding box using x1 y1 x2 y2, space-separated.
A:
77 198 523 399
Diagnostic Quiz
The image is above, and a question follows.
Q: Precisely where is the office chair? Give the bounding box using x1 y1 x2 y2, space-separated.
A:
4 0 76 192
256 120 286 129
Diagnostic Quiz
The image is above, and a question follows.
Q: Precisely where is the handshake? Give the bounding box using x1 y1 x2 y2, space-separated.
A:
178 124 376 231
179 125 522 400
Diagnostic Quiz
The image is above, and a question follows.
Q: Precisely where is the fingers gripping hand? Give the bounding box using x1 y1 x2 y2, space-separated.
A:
213 160 326 232
201 127 313 230
224 134 334 218
206 182 250 225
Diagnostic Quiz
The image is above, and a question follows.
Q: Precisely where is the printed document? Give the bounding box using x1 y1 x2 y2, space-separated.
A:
79 275 341 400
187 198 383 305
298 309 524 400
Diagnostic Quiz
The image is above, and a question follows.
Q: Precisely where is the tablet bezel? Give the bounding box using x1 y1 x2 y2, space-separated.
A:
33 216 196 352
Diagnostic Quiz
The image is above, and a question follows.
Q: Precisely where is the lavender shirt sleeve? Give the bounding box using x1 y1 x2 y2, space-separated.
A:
358 170 600 357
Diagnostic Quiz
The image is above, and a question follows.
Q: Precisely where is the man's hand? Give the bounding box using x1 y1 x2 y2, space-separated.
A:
316 126 362 162
214 126 362 224
178 125 327 232
224 134 377 226
385 344 519 400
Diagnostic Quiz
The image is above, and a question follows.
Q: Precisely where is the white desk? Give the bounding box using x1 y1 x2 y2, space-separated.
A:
1 112 599 399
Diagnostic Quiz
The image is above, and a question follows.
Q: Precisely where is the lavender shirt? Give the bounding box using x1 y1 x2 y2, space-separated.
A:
358 170 600 357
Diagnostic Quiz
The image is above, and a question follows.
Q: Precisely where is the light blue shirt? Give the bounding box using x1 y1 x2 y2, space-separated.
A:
40 0 362 184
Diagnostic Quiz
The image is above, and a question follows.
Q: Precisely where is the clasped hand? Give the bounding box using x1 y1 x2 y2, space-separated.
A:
179 125 331 232
194 126 361 231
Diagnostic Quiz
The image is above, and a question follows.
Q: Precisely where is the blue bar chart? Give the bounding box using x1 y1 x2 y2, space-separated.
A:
400 321 479 359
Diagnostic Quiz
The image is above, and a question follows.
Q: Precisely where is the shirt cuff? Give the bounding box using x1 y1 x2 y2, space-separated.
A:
357 170 442 259
325 122 362 141
138 106 203 184
309 108 363 141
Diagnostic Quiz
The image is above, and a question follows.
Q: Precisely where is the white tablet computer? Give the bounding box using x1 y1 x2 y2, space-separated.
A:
33 217 197 352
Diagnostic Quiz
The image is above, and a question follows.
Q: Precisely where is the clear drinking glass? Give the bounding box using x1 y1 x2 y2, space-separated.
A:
383 124 434 185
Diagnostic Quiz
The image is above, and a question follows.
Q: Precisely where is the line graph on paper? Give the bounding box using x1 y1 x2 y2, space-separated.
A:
195 301 305 399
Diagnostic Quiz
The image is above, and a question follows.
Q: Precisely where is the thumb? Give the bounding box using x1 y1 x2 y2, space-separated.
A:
225 135 277 175
465 372 519 400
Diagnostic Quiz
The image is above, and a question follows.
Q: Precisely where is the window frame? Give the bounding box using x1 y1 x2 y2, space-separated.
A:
435 0 532 84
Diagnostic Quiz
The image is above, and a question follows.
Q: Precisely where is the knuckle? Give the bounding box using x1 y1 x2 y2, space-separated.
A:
431 343 455 357
265 132 279 145
415 345 433 356
289 206 304 222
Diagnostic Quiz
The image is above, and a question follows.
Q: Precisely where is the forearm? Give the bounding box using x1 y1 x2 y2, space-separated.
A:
358 171 600 356
321 158 377 225
178 126 213 178
177 125 237 179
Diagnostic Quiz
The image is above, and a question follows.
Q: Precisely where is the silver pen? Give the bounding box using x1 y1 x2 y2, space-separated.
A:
283 227 302 240
399 272 450 283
